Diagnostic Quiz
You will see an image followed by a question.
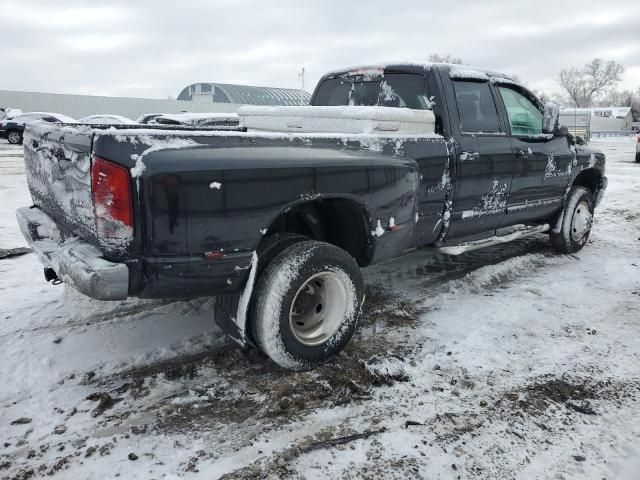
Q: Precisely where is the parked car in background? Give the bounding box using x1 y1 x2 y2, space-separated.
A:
136 113 166 124
152 112 239 127
1 112 76 144
78 114 137 125
0 108 23 121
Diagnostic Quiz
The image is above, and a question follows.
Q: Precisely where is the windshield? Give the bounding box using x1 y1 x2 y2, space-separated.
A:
312 73 432 110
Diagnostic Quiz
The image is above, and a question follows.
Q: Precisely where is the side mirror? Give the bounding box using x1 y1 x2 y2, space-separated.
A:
542 102 559 134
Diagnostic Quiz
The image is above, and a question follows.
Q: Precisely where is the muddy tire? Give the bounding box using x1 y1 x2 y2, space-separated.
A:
251 240 364 370
550 186 594 253
7 130 22 145
254 233 309 279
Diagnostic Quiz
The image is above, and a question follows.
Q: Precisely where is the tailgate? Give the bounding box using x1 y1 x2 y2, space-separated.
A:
23 123 97 243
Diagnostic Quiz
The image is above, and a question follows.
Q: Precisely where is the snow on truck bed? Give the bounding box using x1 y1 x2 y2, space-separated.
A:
238 105 436 135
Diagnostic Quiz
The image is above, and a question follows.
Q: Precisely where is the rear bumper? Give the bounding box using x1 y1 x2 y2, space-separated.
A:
16 206 129 300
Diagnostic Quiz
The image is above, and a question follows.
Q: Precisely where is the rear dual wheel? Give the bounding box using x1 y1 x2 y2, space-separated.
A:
250 239 364 370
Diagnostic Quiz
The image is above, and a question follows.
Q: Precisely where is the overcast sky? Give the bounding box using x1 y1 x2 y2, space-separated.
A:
2 0 639 99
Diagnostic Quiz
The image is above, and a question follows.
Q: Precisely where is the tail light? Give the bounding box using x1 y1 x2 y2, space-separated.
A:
91 156 134 241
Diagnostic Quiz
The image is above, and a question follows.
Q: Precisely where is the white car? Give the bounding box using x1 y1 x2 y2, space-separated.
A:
78 114 137 125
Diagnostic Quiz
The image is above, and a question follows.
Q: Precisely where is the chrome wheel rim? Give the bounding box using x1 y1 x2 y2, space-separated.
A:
8 132 20 143
288 271 348 346
571 200 592 242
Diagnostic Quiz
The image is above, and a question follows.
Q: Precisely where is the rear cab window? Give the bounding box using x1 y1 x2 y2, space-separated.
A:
312 70 449 134
313 73 433 110
452 80 502 134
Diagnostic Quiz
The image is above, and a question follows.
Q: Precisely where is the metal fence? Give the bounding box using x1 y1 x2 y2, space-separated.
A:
591 130 638 138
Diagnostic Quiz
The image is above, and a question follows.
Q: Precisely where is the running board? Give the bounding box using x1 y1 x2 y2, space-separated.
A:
436 224 550 255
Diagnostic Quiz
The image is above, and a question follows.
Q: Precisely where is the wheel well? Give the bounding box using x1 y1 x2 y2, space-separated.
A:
572 168 602 197
264 199 372 266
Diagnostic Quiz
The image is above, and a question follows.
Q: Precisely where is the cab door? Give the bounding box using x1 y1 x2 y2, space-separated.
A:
445 79 514 239
495 84 572 226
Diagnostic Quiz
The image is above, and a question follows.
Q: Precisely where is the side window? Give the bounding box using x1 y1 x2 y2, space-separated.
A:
497 86 543 136
452 81 501 133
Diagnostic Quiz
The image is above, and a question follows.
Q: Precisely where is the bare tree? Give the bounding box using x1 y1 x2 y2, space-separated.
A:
428 53 464 64
558 58 625 107
598 90 640 107
532 89 552 104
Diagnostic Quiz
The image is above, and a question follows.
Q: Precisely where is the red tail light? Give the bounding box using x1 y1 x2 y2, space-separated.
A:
91 156 134 240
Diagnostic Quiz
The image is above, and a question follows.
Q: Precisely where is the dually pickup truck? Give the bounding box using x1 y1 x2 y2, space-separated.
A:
17 63 607 370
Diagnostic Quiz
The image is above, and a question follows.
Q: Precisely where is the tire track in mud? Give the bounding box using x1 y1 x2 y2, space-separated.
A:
0 297 182 341
361 235 565 327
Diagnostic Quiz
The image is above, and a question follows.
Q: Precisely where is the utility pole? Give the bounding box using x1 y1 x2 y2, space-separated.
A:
298 67 306 105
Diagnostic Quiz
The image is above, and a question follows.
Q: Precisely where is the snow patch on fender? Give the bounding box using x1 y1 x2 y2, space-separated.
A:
372 220 386 237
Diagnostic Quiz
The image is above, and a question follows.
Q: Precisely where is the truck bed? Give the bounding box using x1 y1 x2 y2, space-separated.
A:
21 120 450 299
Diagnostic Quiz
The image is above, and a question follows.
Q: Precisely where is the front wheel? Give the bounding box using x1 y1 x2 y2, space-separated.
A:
635 152 640 163
7 130 22 145
251 240 364 370
550 186 594 253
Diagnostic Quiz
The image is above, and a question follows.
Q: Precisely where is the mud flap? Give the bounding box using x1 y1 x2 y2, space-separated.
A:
214 251 258 347
214 294 244 344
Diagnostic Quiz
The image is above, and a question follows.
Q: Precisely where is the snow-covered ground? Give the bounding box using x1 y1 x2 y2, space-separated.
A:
0 137 639 479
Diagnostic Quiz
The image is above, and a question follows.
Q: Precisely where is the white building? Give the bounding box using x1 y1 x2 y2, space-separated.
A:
560 106 633 132
559 109 592 140
0 83 310 121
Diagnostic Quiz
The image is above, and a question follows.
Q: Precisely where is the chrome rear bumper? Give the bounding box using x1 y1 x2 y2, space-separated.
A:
16 206 129 300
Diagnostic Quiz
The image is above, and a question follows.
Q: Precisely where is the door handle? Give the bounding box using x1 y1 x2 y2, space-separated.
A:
515 149 529 158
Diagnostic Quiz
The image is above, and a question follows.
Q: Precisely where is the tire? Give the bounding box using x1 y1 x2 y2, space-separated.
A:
251 240 364 370
550 186 594 253
254 233 309 279
7 130 22 145
635 152 640 163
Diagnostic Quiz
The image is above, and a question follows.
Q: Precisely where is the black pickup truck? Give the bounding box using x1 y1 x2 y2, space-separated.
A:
16 63 606 370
